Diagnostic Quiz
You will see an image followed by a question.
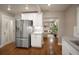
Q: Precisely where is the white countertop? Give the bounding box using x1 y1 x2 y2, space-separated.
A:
31 31 43 34
62 36 79 52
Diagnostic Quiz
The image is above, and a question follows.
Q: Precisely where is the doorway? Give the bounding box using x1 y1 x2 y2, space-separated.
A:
1 15 15 47
43 18 61 55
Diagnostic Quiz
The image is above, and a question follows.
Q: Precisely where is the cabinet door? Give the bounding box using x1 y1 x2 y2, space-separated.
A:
31 34 42 47
36 35 42 43
1 15 10 45
31 34 36 46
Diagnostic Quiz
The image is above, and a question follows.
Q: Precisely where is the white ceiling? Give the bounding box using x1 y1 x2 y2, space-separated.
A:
0 4 70 15
40 4 70 12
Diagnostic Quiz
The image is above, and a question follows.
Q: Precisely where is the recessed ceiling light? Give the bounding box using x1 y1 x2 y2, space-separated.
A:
25 6 29 10
48 4 51 6
8 5 11 11
8 7 11 11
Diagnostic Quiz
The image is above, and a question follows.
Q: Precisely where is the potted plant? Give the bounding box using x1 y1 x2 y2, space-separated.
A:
50 23 58 38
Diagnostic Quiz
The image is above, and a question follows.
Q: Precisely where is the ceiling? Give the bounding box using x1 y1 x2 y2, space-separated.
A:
40 4 70 12
0 4 70 15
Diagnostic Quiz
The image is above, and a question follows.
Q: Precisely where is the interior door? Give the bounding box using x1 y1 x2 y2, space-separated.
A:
8 20 14 43
1 15 9 45
1 15 14 46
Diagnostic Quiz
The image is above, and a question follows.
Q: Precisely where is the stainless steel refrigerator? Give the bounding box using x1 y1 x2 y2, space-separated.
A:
15 20 33 48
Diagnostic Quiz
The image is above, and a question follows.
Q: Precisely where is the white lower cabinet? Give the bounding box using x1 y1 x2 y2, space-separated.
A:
62 40 72 55
62 40 79 55
31 33 43 48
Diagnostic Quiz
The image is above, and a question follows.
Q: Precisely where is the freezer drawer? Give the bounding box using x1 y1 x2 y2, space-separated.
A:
16 38 31 48
16 39 22 47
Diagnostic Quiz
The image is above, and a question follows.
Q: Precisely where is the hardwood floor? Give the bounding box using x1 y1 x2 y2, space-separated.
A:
0 37 62 55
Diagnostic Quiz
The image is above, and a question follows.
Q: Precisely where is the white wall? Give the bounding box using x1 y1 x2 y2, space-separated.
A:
0 10 15 48
43 11 65 36
0 13 2 46
64 5 77 37
76 7 79 33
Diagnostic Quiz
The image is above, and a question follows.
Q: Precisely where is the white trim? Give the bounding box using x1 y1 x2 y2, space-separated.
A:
0 41 14 48
0 44 4 48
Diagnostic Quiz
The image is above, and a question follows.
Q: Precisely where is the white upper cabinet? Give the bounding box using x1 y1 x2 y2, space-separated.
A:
33 13 43 26
21 13 37 20
21 13 43 27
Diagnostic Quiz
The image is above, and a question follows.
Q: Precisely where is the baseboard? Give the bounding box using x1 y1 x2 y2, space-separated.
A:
0 41 15 48
0 44 4 48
